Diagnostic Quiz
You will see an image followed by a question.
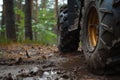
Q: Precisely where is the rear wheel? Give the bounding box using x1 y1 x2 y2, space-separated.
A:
57 6 80 53
82 1 120 74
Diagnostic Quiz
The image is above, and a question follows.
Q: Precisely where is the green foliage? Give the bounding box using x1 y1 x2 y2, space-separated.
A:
14 7 57 45
32 9 57 45
32 21 57 45
14 7 25 42
0 36 7 44
38 9 56 27
0 0 57 45
0 25 6 43
0 25 6 36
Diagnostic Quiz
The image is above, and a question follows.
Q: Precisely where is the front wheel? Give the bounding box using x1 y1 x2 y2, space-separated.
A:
82 1 120 74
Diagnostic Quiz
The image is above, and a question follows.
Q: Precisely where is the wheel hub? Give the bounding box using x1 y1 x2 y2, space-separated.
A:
88 7 99 50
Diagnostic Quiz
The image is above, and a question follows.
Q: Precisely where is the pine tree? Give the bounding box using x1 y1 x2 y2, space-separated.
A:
4 0 16 41
25 0 33 40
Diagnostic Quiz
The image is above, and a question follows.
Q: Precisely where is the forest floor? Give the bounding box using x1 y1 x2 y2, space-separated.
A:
0 44 120 80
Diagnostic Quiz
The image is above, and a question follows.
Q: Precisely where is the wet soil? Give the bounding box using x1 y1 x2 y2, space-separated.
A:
0 44 120 80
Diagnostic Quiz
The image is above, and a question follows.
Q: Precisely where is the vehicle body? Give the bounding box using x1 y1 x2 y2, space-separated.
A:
57 0 120 74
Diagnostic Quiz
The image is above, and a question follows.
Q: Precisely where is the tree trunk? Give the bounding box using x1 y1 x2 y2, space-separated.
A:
34 0 38 41
35 0 38 23
54 0 58 20
25 0 33 40
41 0 46 9
15 0 23 32
19 0 23 9
4 0 16 41
17 0 23 20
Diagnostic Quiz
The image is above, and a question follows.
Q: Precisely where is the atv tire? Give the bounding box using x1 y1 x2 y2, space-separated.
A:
82 1 120 74
57 6 80 53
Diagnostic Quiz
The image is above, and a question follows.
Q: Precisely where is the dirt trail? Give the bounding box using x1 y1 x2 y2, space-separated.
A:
0 44 120 80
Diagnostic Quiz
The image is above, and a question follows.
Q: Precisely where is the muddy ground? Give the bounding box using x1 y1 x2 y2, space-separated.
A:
0 44 120 80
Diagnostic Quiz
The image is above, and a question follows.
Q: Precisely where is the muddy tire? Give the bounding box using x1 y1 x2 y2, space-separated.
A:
57 6 80 53
82 1 120 74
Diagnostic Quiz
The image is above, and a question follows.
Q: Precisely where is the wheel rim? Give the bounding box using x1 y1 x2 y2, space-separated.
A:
88 7 99 50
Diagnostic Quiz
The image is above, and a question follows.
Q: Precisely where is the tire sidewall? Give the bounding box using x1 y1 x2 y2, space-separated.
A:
82 1 107 70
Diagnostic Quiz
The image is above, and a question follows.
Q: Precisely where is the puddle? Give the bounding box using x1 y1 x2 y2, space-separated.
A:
17 70 69 80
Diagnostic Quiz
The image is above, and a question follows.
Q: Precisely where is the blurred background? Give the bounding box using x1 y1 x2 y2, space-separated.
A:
0 0 67 45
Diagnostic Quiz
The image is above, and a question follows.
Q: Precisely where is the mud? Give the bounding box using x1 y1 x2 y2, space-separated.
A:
0 44 120 80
